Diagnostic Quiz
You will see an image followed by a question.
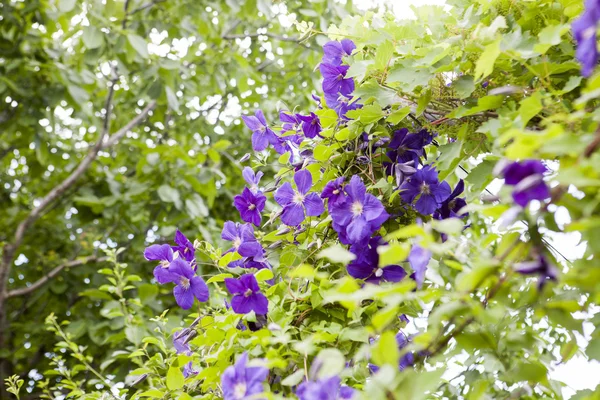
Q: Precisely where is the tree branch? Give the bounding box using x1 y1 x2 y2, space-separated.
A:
129 0 166 15
101 100 157 148
6 256 108 298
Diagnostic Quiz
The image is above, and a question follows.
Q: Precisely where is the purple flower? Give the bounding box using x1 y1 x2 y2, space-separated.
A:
274 170 324 226
320 63 355 97
400 165 451 215
573 1 600 77
322 39 356 65
330 175 389 245
369 331 414 373
155 257 209 309
221 222 264 258
144 244 175 284
321 177 346 211
434 180 467 220
242 110 278 152
347 236 407 284
501 160 550 207
408 244 431 289
297 112 322 139
297 376 355 400
221 352 269 400
172 230 195 263
515 254 558 289
224 274 269 315
242 167 264 194
234 187 266 227
173 330 197 378
387 128 425 166
280 110 301 133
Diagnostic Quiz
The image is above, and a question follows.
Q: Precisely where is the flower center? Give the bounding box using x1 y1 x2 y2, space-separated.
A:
336 73 343 81
233 237 242 249
160 260 170 268
420 182 431 195
448 199 456 209
333 189 340 195
180 277 190 289
351 201 363 217
244 288 253 297
248 204 256 210
374 268 383 278
234 382 247 399
293 191 305 205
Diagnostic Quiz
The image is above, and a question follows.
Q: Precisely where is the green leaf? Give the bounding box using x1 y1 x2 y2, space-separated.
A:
127 34 149 58
454 76 475 99
166 86 180 112
519 92 543 127
312 348 346 379
587 334 600 361
346 103 384 124
386 107 410 124
315 109 338 129
166 365 185 390
125 326 145 346
374 41 394 70
317 244 356 265
59 0 76 12
82 26 103 49
377 243 409 267
157 185 181 208
255 268 274 282
281 369 306 386
474 38 501 81
138 389 165 398
371 331 399 367
416 89 431 117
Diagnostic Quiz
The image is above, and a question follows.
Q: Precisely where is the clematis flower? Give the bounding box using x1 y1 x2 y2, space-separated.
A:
399 165 451 215
297 112 322 139
347 236 407 284
572 1 600 77
242 167 264 194
144 244 176 283
434 180 467 220
280 110 301 133
155 258 209 309
322 39 356 65
274 170 324 226
500 160 550 207
321 177 346 211
324 92 361 120
296 376 355 400
221 221 264 258
173 330 197 378
408 244 431 289
330 175 389 244
221 352 269 400
320 63 355 98
515 254 558 289
172 230 195 263
224 274 269 315
234 187 266 227
386 128 425 166
242 110 278 152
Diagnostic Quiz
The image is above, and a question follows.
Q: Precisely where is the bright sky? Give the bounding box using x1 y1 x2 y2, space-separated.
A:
352 0 600 397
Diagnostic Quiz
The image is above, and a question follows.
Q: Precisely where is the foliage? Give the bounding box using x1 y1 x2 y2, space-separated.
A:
4 0 600 399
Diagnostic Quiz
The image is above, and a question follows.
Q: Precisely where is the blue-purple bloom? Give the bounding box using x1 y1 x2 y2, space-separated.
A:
234 187 266 227
221 352 269 400
433 180 467 220
172 230 195 263
330 175 389 245
275 170 324 226
501 160 550 207
173 330 197 378
242 167 263 194
347 236 407 284
320 63 355 98
408 244 431 289
297 112 322 139
515 254 558 289
221 221 264 258
572 0 600 77
321 177 346 211
154 257 209 309
296 376 355 400
242 110 278 152
322 39 356 65
224 274 269 315
400 165 451 215
386 128 425 167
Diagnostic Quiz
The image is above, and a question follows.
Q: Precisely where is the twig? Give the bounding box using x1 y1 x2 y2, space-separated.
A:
101 101 157 148
6 256 108 298
129 0 166 15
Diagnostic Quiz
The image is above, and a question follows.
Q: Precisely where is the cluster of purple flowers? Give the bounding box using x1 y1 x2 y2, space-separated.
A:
320 39 361 119
221 352 269 400
234 167 267 226
143 230 209 310
297 376 355 400
573 0 600 77
173 329 198 378
498 159 551 207
275 169 325 226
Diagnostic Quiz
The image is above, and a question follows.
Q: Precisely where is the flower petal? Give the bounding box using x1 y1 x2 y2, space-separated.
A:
415 194 438 215
304 192 324 217
221 221 239 241
242 115 262 131
153 265 179 284
294 169 313 195
381 265 407 282
190 276 209 302
169 257 194 279
346 175 366 203
281 203 306 226
274 182 295 206
250 293 269 315
346 216 369 243
173 285 195 310
144 244 173 261
231 294 253 314
252 131 269 152
224 278 245 295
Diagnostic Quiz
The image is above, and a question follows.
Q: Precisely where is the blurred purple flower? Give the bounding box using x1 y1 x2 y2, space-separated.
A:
515 254 558 289
242 167 264 194
297 376 355 400
408 244 431 289
234 187 266 227
321 177 346 211
224 274 269 315
221 352 269 400
173 329 197 378
400 165 451 215
434 179 467 220
573 1 600 77
274 170 324 226
347 236 407 284
501 160 550 207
